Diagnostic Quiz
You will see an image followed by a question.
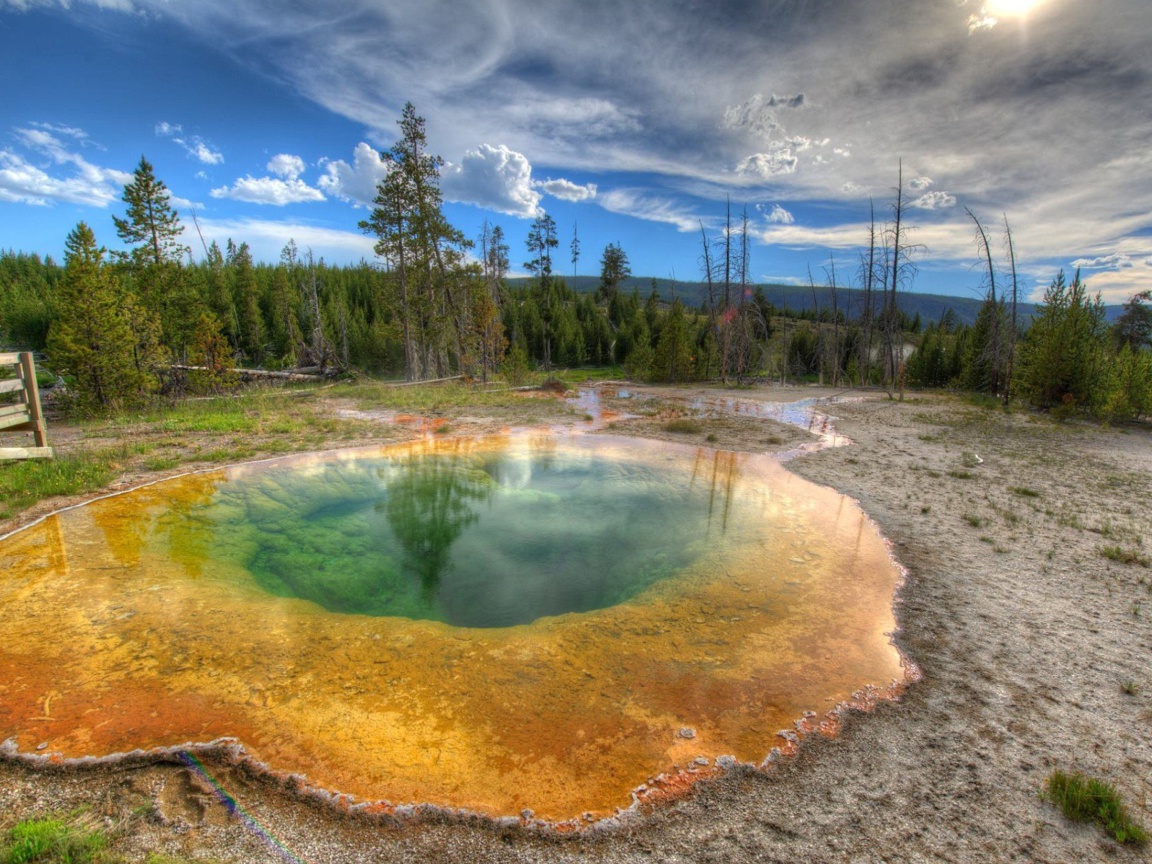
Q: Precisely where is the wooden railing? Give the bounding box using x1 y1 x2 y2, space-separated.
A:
0 352 52 460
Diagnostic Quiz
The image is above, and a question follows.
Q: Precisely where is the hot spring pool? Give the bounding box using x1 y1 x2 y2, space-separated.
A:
0 432 910 822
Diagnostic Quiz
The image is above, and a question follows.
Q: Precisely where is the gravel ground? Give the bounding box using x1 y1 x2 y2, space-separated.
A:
2 386 1150 863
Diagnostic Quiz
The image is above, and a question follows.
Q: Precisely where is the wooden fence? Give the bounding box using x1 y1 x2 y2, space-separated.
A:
0 352 52 460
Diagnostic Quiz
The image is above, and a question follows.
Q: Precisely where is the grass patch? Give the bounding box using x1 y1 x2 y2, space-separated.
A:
963 513 983 528
0 455 116 522
1010 486 1041 498
1042 770 1148 846
0 815 220 864
663 419 702 435
0 816 110 864
948 469 975 480
1100 545 1151 568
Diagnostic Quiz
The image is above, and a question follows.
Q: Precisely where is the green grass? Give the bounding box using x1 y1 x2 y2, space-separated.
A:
0 455 116 522
1100 545 1151 568
0 816 224 864
1042 770 1148 845
0 817 110 864
1010 486 1041 498
663 418 703 435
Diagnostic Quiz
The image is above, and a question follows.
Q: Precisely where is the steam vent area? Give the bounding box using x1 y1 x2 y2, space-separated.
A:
0 432 911 823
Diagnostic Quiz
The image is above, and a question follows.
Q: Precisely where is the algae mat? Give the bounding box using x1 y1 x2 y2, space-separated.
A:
0 433 909 822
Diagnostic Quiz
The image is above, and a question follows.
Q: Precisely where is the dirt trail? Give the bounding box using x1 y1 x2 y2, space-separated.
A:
2 385 1150 863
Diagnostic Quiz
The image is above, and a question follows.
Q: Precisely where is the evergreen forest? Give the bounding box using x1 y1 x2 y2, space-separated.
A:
2 104 1150 422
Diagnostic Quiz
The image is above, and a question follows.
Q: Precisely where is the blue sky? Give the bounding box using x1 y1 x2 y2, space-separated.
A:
1 0 1150 303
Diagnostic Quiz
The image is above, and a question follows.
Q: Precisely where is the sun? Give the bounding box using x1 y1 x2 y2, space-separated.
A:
985 0 1047 18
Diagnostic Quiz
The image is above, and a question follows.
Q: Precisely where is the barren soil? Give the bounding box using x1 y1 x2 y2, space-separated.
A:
3 384 1151 863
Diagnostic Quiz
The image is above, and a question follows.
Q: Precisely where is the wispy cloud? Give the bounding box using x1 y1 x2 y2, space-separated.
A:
155 120 223 165
0 124 130 207
192 216 375 264
597 189 702 233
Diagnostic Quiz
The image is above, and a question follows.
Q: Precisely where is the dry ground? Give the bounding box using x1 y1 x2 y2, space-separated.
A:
2 384 1151 863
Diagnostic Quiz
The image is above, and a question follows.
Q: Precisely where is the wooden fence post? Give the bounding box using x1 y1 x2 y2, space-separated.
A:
0 351 53 460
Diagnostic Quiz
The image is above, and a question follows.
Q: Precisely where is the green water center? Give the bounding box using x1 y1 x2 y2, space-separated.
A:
190 438 723 627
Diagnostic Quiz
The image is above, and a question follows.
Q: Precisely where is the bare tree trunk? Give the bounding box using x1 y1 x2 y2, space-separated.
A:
966 207 1001 395
889 163 906 401
861 200 877 386
827 254 841 388
1004 214 1019 406
808 265 824 386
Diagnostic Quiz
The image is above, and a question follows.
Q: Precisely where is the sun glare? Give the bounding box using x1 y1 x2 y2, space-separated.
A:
985 0 1046 18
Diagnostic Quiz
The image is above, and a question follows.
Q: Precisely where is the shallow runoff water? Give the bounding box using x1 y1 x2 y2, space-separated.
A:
0 428 909 823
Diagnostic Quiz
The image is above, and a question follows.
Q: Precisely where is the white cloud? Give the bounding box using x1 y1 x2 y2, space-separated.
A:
318 142 387 207
193 216 375 265
538 178 597 202
267 153 306 179
155 120 223 165
189 140 224 165
210 175 324 206
0 125 131 207
723 93 805 139
597 189 700 233
1071 253 1134 270
737 147 799 179
968 12 998 32
911 191 957 210
168 194 203 211
441 143 541 218
1 0 134 9
910 176 934 190
765 204 795 224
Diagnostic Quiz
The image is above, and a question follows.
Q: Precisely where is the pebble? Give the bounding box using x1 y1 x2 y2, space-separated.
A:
678 727 696 739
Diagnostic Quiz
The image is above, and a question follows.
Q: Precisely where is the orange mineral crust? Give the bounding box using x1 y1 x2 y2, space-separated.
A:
0 434 909 821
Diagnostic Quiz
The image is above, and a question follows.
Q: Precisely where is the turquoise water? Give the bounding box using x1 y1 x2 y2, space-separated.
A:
194 442 721 627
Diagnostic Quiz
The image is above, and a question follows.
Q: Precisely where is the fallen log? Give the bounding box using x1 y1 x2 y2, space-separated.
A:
170 365 328 383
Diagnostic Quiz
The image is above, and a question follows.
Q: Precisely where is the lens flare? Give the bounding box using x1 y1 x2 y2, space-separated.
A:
985 0 1046 18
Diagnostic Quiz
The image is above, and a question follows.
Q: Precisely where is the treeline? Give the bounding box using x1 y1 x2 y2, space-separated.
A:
1 103 1150 422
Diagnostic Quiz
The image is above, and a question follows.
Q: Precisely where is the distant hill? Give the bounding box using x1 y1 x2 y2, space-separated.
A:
508 276 1126 327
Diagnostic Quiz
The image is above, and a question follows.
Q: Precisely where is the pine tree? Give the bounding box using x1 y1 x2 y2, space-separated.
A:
360 103 470 380
112 156 193 353
232 242 265 365
1017 270 1107 415
112 156 188 269
653 299 695 382
47 222 156 412
596 243 630 304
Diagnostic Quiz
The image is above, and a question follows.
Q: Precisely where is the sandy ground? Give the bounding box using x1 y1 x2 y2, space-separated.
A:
3 384 1151 863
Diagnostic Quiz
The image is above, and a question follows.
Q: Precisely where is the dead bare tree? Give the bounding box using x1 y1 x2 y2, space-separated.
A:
1003 214 1019 406
808 264 824 386
966 206 1004 396
826 254 841 387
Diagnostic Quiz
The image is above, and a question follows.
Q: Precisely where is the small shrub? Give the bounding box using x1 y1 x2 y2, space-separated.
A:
963 513 983 528
1011 486 1041 498
1042 770 1147 845
663 419 702 435
949 470 974 480
1100 545 1151 568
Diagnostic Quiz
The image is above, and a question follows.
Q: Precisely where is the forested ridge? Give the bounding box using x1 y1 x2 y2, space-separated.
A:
1 104 1150 421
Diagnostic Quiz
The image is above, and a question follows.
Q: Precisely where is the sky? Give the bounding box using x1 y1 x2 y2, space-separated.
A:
1 0 1150 303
